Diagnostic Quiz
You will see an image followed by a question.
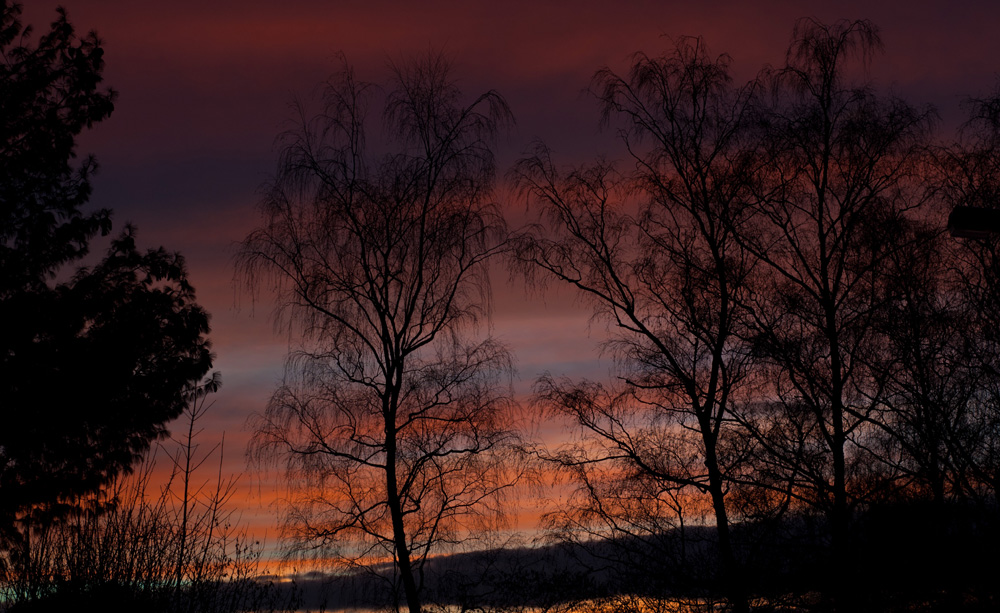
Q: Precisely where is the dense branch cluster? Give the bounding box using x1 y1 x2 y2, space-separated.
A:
240 20 1000 613
515 19 1000 612
238 55 522 613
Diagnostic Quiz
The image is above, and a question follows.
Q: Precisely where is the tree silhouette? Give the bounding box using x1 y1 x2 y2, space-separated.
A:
733 19 934 600
238 54 520 613
0 2 212 542
0 1 114 290
866 223 977 505
931 89 1000 506
514 37 759 612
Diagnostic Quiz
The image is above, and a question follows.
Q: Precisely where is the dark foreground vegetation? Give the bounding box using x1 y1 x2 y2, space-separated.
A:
2 1 999 612
0 1 269 610
0 378 300 613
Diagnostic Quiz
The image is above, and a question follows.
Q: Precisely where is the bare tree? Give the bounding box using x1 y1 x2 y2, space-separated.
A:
932 89 1000 505
514 37 760 612
237 54 520 613
865 225 977 505
734 19 934 594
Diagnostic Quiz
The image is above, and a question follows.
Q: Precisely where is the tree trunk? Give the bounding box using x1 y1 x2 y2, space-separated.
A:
385 363 420 613
827 301 850 609
830 399 848 604
385 438 421 613
703 424 749 613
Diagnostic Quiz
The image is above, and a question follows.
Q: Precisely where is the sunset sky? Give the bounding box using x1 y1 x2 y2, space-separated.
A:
22 0 1000 554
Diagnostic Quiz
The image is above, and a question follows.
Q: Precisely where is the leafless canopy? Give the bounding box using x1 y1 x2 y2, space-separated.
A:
512 36 760 612
237 54 519 613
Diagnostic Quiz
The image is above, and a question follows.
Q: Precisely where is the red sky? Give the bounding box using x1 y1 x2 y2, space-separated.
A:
20 0 1000 559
